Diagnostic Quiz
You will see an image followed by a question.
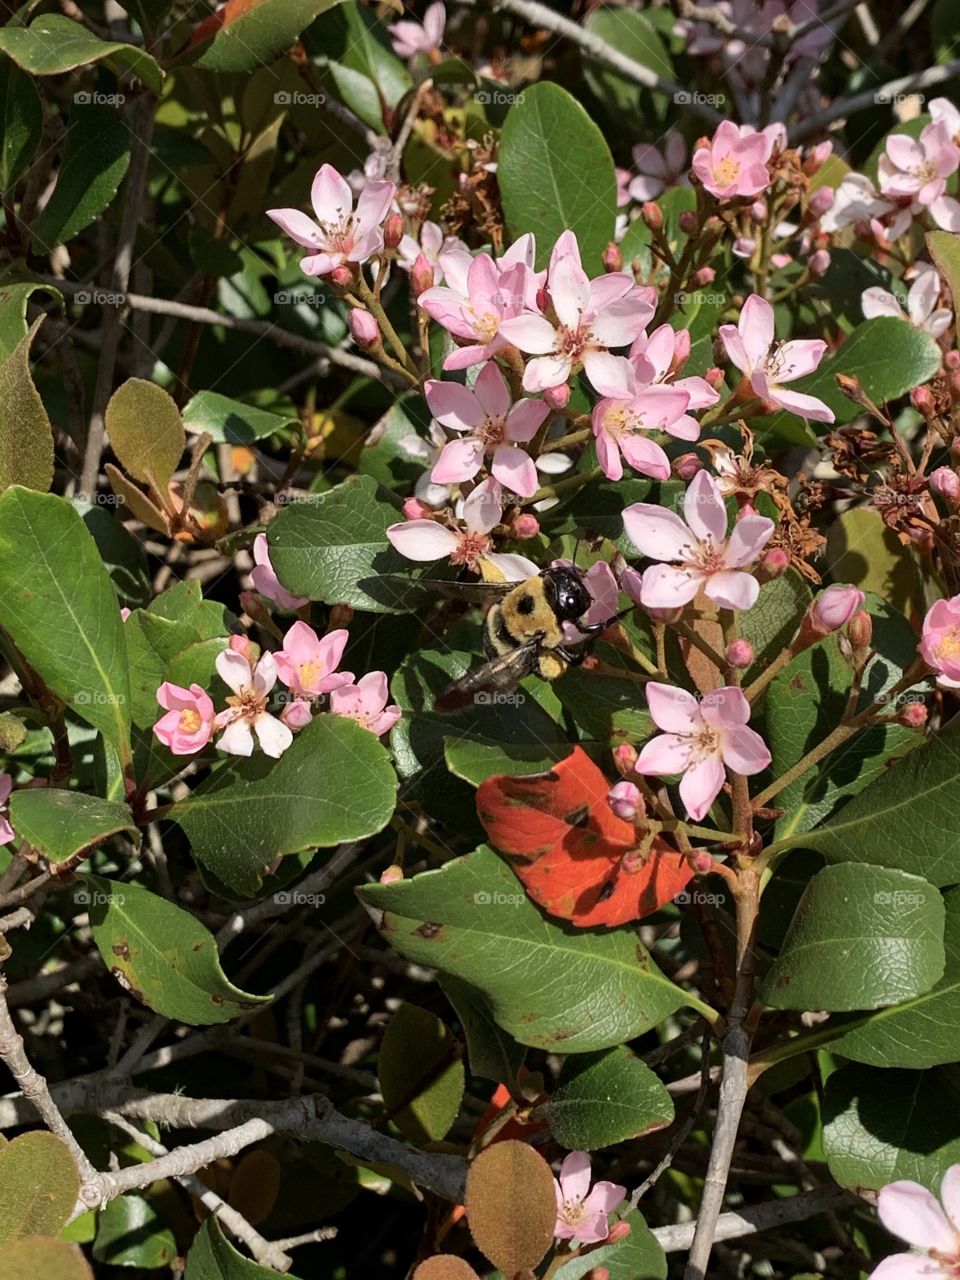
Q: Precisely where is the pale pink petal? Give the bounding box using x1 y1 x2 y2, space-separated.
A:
498 313 557 355
523 353 573 392
636 732 693 776
719 724 771 774
550 254 590 329
589 296 653 349
423 1 446 44
583 349 638 394
505 398 549 443
0 774 11 807
463 477 503 534
311 164 353 225
218 718 255 757
878 1181 960 1254
646 682 701 733
739 295 775 368
443 343 491 370
758 377 835 423
775 339 828 382
618 434 670 480
267 208 321 249
550 230 581 272
931 194 960 231
942 1165 960 1233
587 272 635 316
584 1181 626 1215
622 503 693 561
387 520 460 561
700 685 750 729
474 361 512 418
424 379 483 431
216 648 253 696
255 713 293 759
684 470 728 546
725 515 775 567
484 551 541 580
492 445 538 497
640 563 702 608
705 570 760 611
679 754 726 821
862 287 905 321
869 1256 948 1280
595 426 624 481
628 174 665 202
886 134 926 172
432 437 484 483
252 650 278 696
558 1152 592 1203
316 629 349 681
0 815 14 845
355 180 396 237
719 322 750 374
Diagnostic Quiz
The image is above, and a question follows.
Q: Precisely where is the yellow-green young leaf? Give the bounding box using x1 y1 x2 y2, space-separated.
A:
186 1213 306 1279
0 1132 80 1243
85 875 271 1025
0 316 53 494
106 379 185 489
9 790 139 865
413 1259 480 1280
378 1004 465 1144
2 1238 93 1280
465 1141 556 1276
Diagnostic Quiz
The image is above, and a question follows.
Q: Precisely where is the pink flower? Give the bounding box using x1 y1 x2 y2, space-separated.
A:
329 671 401 736
426 362 548 498
397 220 466 284
608 779 640 821
274 622 352 698
629 132 689 202
498 232 654 394
719 294 834 423
553 1152 625 1245
810 584 865 633
820 174 895 235
419 254 528 371
870 1167 960 1279
267 164 397 277
692 121 770 201
0 773 14 846
281 697 313 731
250 534 308 612
214 649 293 758
636 684 771 821
153 682 215 756
920 595 960 688
623 469 774 612
592 374 691 482
862 265 953 339
389 1 445 59
932 97 960 140
632 324 720 426
879 122 960 210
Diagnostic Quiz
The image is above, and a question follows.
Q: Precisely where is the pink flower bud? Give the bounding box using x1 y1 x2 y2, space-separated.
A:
808 186 835 216
912 386 936 416
678 210 698 234
726 638 754 669
120 606 131 622
771 252 793 269
613 742 639 776
705 366 725 390
619 566 644 606
608 780 640 821
383 211 403 251
544 382 571 409
757 547 790 581
732 236 756 259
674 452 703 480
513 513 540 539
694 265 715 286
810 584 865 634
587 1268 611 1280
899 700 928 728
930 466 960 502
536 285 550 312
805 140 833 172
281 697 313 731
602 241 623 272
380 864 404 885
349 308 379 348
411 253 435 297
946 350 960 370
403 497 430 519
641 201 663 232
671 328 691 370
848 609 873 653
605 1221 632 1244
808 249 831 277
229 633 261 664
329 265 354 288
750 199 767 223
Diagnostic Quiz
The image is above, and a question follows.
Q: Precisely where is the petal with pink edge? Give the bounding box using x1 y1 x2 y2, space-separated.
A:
679 754 726 821
869 1256 946 1280
878 1180 960 1253
775 338 828 382
432 438 484 484
635 732 693 776
424 379 483 431
498 313 558 355
704 570 760 612
684 470 728 546
719 723 771 774
639 563 701 608
622 503 693 561
505 398 549 443
492 445 538 498
738 294 775 368
474 360 512 418
725 514 775 567
645 682 701 733
523 353 573 393
557 1151 592 1203
311 164 353 225
266 208 321 249
387 520 459 561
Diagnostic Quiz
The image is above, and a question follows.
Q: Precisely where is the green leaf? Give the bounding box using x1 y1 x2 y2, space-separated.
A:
739 569 811 677
186 1214 303 1279
182 390 296 444
826 886 960 1068
823 1062 960 1193
824 507 922 618
31 100 131 250
76 500 151 608
444 737 568 787
534 1046 674 1149
192 0 346 74
105 379 185 490
0 14 162 89
758 864 945 1012
0 1132 79 1243
0 55 40 193
0 278 62 361
268 473 408 614
498 83 617 274
172 714 397 895
92 1194 176 1269
554 1210 666 1280
583 7 672 118
315 2 411 131
1 1239 92 1280
0 316 53 495
378 1003 465 1143
440 975 526 1085
9 790 138 865
359 845 693 1052
554 665 652 746
763 317 943 433
928 229 960 309
85 875 270 1025
0 489 132 763
773 716 960 884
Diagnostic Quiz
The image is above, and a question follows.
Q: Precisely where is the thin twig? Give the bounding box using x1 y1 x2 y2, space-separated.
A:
653 1187 858 1251
791 58 960 142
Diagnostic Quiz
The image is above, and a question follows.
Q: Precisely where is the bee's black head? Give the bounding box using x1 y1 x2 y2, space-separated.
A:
542 565 592 624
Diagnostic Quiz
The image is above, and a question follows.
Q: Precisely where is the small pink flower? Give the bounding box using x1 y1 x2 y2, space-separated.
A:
878 122 960 209
0 773 15 846
553 1152 625 1245
274 622 352 698
692 121 770 201
389 1 445 59
862 265 953 339
267 164 397 277
719 294 834 423
419 254 528 371
153 682 215 756
426 362 547 498
920 595 960 688
214 649 293 758
281 697 313 731
250 534 308 612
810 584 865 633
870 1167 960 1279
629 132 689 202
120 607 131 622
636 684 771 821
592 377 691 482
397 220 465 283
623 469 774 612
329 671 401 736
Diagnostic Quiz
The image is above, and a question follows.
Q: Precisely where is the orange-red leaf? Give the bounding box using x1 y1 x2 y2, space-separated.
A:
476 747 693 928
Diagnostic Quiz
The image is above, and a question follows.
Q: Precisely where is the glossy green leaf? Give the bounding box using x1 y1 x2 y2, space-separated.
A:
9 790 138 865
105 379 185 490
498 83 617 273
0 1132 79 1243
360 845 693 1053
77 500 151 608
172 713 397 895
928 229 960 310
0 316 53 495
554 1210 666 1280
315 2 411 131
92 1195 176 1268
182 390 296 444
444 737 568 787
31 101 131 250
824 507 922 619
186 1214 302 1279
378 1003 465 1143
534 1047 674 1149
0 488 132 762
192 0 346 74
823 1062 960 1193
440 975 526 1085
268 474 408 614
0 14 162 89
759 864 945 1012
0 55 41 193
739 569 811 678
86 875 270 1024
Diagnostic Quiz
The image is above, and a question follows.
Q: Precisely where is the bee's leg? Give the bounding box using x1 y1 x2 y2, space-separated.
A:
557 645 587 668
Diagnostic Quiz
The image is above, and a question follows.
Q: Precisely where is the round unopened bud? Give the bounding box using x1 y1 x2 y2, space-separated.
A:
605 1221 632 1244
513 512 540 539
847 609 873 652
758 546 790 581
749 199 768 223
544 382 571 409
403 497 430 519
383 211 404 251
808 186 835 217
930 466 960 502
705 366 725 390
678 210 698 234
805 140 834 172
702 215 724 237
348 308 379 348
411 252 435 297
380 864 404 885
693 851 714 874
912 385 936 416
694 265 716 286
535 285 550 312
613 742 639 776
899 700 928 729
726 638 754 669
732 236 756 259
329 265 354 288
603 241 623 272
608 780 641 821
674 452 703 480
229 633 261 663
946 350 960 370
641 201 663 232
810 584 865 634
281 698 313 731
808 249 831 277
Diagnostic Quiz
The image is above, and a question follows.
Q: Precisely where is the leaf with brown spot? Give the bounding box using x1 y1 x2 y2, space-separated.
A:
465 1141 556 1276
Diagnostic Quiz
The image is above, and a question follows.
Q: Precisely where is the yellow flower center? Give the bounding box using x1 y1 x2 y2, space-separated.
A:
179 709 202 733
936 625 960 660
714 155 741 187
299 660 325 689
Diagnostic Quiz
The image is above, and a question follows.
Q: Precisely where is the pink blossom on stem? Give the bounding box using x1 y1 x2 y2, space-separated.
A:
274 622 352 698
719 293 835 422
214 650 292 758
426 362 547 498
267 164 397 277
0 773 15 845
153 682 215 756
869 1167 960 1280
920 595 960 688
419 254 528 370
878 122 960 211
592 374 691 482
250 534 308 612
629 132 689 202
389 1 445 59
397 220 467 284
636 684 771 821
608 780 640 821
809 584 866 634
623 469 774 612
553 1152 625 1245
692 121 771 201
862 264 953 338
329 671 401 736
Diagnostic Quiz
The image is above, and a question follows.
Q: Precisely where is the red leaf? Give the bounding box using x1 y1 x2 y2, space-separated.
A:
476 747 693 928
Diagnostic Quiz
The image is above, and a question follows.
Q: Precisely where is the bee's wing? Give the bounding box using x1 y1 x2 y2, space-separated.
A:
359 575 515 610
434 640 541 713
